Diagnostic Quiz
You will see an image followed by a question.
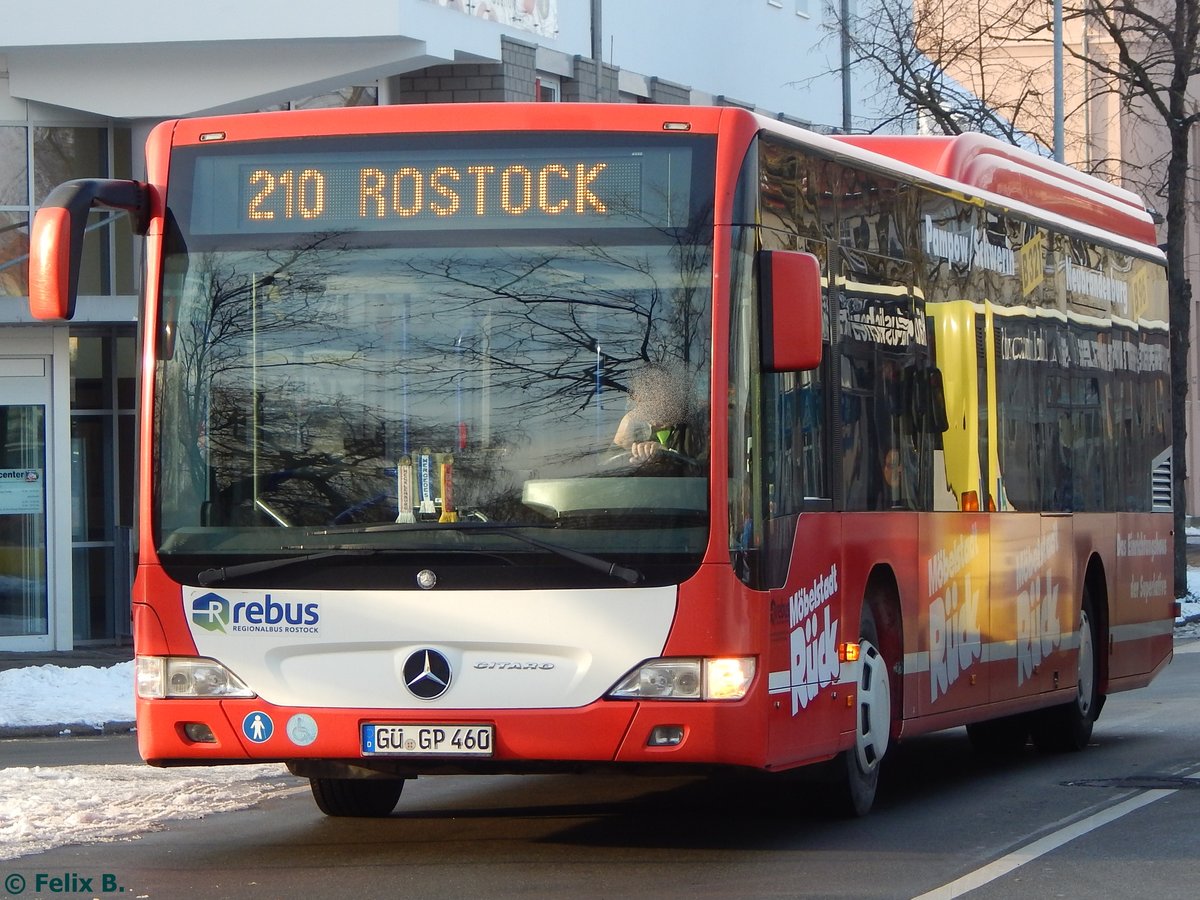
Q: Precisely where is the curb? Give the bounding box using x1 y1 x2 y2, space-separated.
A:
0 721 136 740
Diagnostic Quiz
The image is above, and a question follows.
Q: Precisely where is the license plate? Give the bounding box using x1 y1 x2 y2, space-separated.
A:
361 723 494 756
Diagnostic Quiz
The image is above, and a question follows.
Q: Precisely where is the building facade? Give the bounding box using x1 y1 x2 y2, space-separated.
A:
0 0 870 651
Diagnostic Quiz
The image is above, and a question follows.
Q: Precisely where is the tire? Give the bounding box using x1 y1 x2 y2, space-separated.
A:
1030 590 1099 753
310 776 406 817
831 603 892 817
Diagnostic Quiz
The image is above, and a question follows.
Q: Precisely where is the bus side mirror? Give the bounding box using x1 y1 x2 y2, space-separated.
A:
758 250 823 372
29 178 150 320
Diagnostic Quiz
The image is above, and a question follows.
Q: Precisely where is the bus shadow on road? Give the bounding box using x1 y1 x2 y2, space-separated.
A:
505 725 1166 850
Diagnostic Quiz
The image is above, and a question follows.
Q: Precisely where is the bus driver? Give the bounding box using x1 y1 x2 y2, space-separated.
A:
612 364 699 463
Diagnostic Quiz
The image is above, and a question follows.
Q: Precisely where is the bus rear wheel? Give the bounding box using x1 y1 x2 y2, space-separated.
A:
831 603 891 817
310 776 406 817
1031 591 1099 753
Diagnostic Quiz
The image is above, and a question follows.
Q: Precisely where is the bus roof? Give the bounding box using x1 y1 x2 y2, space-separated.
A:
163 102 733 146
157 103 1161 254
833 133 1158 247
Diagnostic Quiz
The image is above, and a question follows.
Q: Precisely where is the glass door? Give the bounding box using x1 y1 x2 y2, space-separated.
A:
0 358 51 649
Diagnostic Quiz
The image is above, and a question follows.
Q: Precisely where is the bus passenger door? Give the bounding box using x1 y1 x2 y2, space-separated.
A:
766 518 850 768
987 514 1074 704
755 299 849 767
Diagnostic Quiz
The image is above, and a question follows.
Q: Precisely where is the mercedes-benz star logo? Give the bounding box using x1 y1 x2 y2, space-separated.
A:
403 649 452 700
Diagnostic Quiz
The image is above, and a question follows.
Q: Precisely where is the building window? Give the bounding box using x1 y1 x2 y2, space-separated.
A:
0 402 47 638
0 125 29 298
258 86 379 114
536 75 560 102
289 86 378 110
0 124 134 299
70 328 136 642
30 125 131 297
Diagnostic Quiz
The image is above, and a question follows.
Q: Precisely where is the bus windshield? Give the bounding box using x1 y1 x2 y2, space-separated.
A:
152 133 716 587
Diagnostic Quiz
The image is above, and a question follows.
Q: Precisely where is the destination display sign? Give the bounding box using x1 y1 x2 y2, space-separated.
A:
185 142 695 234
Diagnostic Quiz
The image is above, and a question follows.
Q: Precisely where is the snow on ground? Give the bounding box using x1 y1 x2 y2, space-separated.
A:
0 661 304 862
0 764 302 861
0 584 1197 863
0 660 135 729
0 662 304 862
1175 602 1200 639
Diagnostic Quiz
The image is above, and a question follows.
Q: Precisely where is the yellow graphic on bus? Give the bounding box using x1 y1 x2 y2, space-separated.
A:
927 300 1006 511
1017 232 1045 297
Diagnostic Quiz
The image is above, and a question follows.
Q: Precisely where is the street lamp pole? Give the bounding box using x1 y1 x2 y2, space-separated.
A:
841 0 852 133
1054 0 1064 161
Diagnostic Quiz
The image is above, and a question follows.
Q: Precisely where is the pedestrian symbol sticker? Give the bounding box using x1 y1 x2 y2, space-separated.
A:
243 711 274 743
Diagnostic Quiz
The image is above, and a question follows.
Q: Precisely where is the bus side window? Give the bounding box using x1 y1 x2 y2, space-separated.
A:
765 367 829 517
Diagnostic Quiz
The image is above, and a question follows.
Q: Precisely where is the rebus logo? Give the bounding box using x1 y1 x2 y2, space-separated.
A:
191 592 320 635
192 592 231 633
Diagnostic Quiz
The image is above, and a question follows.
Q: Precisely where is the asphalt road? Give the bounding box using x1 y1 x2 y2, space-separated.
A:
3 642 1199 899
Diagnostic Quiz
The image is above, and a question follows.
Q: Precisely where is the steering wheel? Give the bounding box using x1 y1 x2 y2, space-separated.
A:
602 445 699 471
213 462 362 527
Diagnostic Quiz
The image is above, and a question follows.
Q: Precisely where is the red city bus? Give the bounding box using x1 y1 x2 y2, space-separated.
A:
28 104 1174 817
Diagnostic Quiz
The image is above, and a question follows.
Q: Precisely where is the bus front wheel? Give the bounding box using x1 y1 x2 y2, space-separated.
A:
309 776 406 817
831 603 891 816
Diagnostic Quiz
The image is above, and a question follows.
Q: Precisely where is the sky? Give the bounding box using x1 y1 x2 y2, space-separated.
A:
1 595 1198 862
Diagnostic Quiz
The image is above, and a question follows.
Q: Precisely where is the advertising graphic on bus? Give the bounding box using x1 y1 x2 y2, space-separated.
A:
28 104 1174 817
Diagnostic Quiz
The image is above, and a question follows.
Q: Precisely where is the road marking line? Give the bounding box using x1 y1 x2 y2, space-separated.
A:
911 789 1175 899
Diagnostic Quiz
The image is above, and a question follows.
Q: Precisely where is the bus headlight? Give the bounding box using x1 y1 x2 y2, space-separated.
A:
705 656 757 700
607 657 755 701
136 656 256 699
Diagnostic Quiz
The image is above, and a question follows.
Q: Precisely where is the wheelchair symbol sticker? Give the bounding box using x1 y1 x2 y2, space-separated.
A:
287 713 318 747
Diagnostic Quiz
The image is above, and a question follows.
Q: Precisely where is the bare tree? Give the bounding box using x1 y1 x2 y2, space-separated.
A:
826 0 1199 595
986 0 1199 595
817 0 1056 140
1059 0 1199 596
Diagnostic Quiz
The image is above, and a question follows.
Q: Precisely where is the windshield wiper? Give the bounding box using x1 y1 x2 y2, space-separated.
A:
481 527 643 584
197 549 373 587
312 521 643 585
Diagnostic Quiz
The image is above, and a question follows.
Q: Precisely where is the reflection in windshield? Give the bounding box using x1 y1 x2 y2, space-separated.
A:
155 236 713 563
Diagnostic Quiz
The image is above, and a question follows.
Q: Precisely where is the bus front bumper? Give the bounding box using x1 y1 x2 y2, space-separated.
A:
135 696 769 772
